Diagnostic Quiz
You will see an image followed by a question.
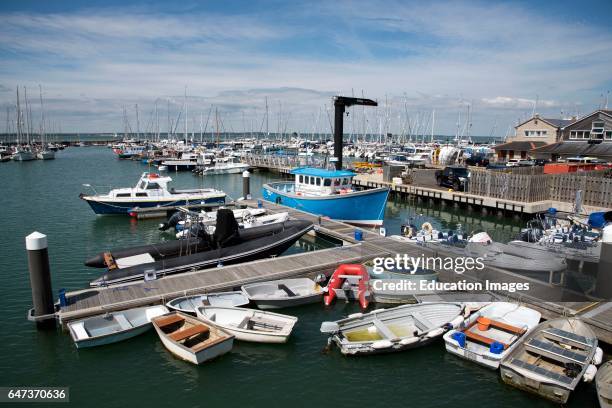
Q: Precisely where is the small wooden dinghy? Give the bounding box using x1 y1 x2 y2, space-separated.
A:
320 302 464 356
597 361 612 408
68 305 168 348
444 302 541 369
196 306 297 343
500 317 599 404
166 291 249 314
151 312 234 365
241 278 323 309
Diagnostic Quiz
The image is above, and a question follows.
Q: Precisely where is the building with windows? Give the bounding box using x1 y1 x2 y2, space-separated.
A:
531 110 612 161
493 114 574 161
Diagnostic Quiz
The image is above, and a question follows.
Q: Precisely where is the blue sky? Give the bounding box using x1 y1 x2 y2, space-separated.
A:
1 0 612 136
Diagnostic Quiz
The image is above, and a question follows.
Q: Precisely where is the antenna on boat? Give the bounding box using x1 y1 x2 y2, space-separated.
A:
333 96 377 170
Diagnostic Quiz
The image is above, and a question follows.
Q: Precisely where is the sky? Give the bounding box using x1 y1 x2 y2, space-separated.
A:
1 0 612 137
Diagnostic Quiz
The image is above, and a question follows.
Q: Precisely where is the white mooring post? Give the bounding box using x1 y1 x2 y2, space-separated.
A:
597 223 612 299
26 232 55 328
242 170 251 200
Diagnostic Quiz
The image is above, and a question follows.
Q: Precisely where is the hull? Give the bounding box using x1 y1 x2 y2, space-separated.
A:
197 164 250 175
241 278 323 309
74 324 152 349
13 151 35 161
83 196 225 215
90 220 312 286
262 182 389 226
596 361 612 408
166 292 250 314
250 294 322 310
37 151 56 160
153 323 233 364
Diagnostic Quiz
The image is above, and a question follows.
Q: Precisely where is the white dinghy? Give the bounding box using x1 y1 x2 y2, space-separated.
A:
152 311 234 365
444 302 541 369
597 360 612 408
196 306 297 343
68 305 168 348
320 302 464 356
241 278 323 309
500 317 599 404
166 292 250 314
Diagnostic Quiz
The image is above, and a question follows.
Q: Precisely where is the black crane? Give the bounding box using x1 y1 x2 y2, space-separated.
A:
333 96 378 170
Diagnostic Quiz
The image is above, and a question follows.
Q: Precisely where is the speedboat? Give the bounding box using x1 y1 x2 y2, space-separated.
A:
89 210 313 287
500 317 600 404
80 172 226 215
444 302 541 369
262 167 389 226
320 302 465 356
194 156 249 176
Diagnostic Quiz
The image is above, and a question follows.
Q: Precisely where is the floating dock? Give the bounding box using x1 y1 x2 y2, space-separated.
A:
54 199 612 345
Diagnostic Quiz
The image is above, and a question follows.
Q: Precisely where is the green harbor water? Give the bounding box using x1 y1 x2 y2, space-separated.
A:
0 147 599 408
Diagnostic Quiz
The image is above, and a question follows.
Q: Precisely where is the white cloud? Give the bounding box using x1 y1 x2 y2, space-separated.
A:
0 1 610 135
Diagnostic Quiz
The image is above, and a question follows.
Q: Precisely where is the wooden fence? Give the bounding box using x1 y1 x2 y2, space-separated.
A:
467 168 612 206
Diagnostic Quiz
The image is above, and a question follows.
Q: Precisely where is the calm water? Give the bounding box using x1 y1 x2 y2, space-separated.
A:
0 148 599 407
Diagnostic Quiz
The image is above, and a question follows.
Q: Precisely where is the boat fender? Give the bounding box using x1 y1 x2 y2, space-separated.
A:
593 347 603 365
371 340 393 350
463 306 471 318
399 337 420 346
348 312 363 318
449 316 465 329
583 365 597 383
489 341 504 354
425 328 445 338
451 331 466 348
422 222 433 234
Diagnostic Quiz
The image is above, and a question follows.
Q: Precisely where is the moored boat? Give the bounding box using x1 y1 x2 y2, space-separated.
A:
166 292 250 314
320 302 465 356
196 306 298 343
152 311 234 365
80 172 226 215
444 302 541 369
67 305 168 348
241 278 324 309
597 360 612 408
500 317 599 404
323 264 370 309
367 265 438 304
262 167 389 226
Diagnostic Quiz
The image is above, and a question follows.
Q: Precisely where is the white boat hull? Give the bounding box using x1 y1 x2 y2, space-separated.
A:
154 325 234 364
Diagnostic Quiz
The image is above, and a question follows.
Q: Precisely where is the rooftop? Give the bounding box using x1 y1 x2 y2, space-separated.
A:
291 167 356 178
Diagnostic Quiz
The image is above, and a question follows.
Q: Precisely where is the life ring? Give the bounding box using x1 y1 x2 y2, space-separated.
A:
296 192 302 196
421 222 433 234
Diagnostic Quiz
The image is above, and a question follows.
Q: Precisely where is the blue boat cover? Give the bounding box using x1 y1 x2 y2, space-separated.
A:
291 167 356 178
588 212 606 228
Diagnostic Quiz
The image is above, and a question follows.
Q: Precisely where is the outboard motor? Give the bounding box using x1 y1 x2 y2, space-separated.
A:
213 209 240 247
159 211 185 231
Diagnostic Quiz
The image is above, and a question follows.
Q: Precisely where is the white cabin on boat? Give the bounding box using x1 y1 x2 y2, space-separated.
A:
292 168 356 196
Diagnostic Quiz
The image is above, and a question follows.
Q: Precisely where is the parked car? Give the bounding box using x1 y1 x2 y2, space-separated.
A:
465 155 490 167
516 159 535 167
505 158 520 167
533 159 549 166
435 166 470 191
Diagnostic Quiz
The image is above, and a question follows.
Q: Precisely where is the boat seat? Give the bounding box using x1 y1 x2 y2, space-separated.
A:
524 338 588 364
250 316 283 331
71 322 90 340
237 316 251 329
464 330 508 349
372 318 397 340
476 317 525 335
170 324 210 342
114 314 133 331
510 358 573 385
278 284 297 297
191 336 228 352
541 328 592 348
411 312 434 331
155 314 185 329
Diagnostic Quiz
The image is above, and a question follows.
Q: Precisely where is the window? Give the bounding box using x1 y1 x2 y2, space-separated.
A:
334 179 340 186
139 181 146 189
569 130 590 140
323 178 331 187
299 175 303 183
116 193 131 198
146 182 159 190
605 131 612 140
310 177 315 185
135 192 148 197
524 130 548 137
315 177 321 186
592 121 605 135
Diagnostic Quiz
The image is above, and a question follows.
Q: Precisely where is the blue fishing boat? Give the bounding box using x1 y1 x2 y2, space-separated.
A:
262 168 389 226
80 172 226 215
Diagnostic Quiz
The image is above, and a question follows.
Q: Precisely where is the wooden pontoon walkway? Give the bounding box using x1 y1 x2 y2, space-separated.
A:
57 200 612 345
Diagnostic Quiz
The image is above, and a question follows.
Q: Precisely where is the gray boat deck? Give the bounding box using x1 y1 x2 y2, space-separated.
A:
57 200 612 346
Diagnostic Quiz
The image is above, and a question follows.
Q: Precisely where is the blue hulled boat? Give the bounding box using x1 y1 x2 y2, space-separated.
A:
80 172 226 215
262 168 389 226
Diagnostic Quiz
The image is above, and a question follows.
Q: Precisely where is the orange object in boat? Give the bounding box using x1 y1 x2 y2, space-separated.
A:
148 173 159 179
477 317 491 331
323 264 370 309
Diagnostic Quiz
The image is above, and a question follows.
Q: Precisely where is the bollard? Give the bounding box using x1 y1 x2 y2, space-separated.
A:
26 232 55 328
596 224 612 299
242 170 251 199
